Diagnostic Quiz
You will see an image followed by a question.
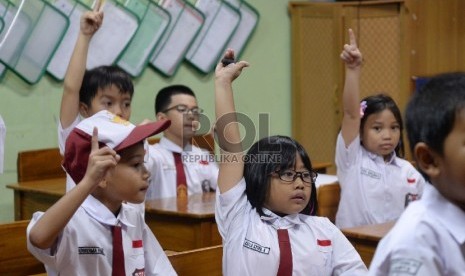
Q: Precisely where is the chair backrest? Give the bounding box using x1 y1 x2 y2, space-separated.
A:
17 148 65 182
0 220 45 275
148 133 215 154
167 245 222 276
316 182 341 223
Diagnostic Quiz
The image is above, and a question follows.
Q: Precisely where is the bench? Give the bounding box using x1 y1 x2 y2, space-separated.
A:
0 219 222 276
17 148 65 182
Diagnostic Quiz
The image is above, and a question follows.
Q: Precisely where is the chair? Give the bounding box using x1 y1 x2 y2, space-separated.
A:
316 182 341 223
0 220 45 275
17 148 65 182
148 133 215 154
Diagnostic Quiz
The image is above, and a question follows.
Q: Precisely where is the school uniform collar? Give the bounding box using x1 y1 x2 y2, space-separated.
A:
426 184 465 244
81 195 136 228
159 136 193 154
260 208 304 229
366 150 400 167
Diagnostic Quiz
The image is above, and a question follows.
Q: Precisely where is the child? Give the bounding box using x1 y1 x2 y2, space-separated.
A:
58 0 134 192
214 49 367 275
145 85 218 200
335 29 425 228
369 72 465 274
27 110 176 275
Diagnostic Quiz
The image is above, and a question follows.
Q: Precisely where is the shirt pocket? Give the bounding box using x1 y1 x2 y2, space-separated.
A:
307 244 333 274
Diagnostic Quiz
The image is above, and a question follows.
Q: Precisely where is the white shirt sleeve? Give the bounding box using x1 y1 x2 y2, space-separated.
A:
58 116 80 155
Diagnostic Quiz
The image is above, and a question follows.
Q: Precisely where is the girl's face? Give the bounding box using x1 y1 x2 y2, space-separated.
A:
264 153 312 215
361 109 401 161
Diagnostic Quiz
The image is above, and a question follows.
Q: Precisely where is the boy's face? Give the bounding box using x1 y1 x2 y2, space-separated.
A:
103 142 150 210
81 84 132 120
157 94 199 145
427 110 465 210
264 154 312 215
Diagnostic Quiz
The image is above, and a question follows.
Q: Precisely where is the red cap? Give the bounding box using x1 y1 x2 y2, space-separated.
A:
63 111 170 184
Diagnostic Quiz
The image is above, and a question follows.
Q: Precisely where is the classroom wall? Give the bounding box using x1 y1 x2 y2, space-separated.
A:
0 1 306 222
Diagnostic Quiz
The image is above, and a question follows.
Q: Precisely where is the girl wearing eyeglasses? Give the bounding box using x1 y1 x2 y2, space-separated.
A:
214 49 367 276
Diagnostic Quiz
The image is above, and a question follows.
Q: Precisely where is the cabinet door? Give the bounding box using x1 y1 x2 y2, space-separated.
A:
290 2 406 170
290 4 344 173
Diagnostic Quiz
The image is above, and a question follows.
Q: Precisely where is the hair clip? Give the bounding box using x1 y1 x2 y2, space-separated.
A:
360 101 367 117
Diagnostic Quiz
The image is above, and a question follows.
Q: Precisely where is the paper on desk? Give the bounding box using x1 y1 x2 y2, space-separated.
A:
0 115 5 174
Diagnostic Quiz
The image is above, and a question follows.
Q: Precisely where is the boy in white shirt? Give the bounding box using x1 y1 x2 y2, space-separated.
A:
28 111 176 275
146 85 218 199
369 72 465 275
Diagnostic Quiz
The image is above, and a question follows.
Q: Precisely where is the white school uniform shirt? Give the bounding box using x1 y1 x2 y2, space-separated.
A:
369 184 465 276
215 178 368 276
58 116 145 214
335 133 425 229
145 136 218 200
27 195 176 276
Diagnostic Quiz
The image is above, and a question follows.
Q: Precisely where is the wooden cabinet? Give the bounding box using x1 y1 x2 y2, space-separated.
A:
289 0 408 172
289 0 465 168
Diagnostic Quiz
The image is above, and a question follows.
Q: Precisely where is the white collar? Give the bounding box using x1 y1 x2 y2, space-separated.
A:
260 208 304 229
159 136 193 153
81 195 135 228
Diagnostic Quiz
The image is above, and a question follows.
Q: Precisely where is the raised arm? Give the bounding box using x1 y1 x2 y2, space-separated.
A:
340 29 363 147
214 49 249 193
29 128 119 249
60 1 103 128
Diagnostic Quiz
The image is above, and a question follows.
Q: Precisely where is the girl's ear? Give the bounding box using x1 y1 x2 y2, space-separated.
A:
414 142 440 178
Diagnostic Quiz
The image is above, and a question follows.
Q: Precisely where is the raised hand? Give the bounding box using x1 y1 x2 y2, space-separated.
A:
80 0 104 37
84 127 119 187
340 29 362 69
215 48 250 82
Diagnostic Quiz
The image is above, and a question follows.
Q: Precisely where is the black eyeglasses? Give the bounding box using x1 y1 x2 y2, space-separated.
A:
272 170 318 185
162 104 203 116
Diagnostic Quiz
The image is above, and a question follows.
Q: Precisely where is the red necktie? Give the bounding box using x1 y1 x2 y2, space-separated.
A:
112 226 125 276
277 229 293 276
173 152 187 198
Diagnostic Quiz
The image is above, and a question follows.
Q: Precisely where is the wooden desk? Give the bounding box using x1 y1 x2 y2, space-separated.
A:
313 161 332 174
6 179 219 251
341 220 396 267
7 177 64 221
145 193 220 251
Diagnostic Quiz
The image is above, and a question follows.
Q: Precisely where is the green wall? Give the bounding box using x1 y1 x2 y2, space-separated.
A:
0 0 303 222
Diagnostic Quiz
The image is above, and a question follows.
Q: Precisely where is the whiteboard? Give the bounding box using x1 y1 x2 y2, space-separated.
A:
223 0 258 59
185 0 240 74
149 0 204 77
0 0 69 84
116 0 170 77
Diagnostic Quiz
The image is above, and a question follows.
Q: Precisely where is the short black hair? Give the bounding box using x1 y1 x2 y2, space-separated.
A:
154 85 196 114
406 72 465 182
243 135 318 217
361 93 405 157
80 65 134 106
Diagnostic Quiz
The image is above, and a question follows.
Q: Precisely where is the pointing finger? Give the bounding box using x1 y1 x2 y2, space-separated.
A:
348 28 357 47
93 0 102 12
91 127 99 153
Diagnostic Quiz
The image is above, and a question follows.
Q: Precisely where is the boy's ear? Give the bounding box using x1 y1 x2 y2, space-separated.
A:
79 102 90 117
156 111 167 121
97 179 107 189
414 142 440 178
